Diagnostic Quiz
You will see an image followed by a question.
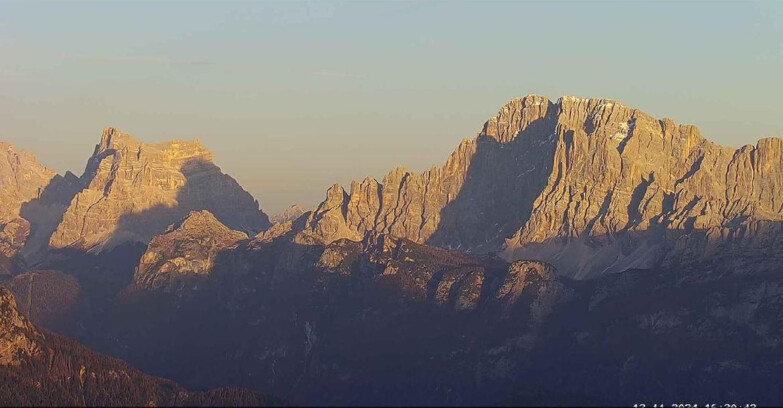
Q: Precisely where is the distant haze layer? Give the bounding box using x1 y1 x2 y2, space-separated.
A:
1 1 781 213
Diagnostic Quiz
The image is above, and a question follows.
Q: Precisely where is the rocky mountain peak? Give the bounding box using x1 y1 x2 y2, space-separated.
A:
0 142 66 270
481 94 554 143
184 211 247 241
134 210 248 292
556 95 633 126
98 126 138 151
324 183 348 207
291 94 783 279
49 128 269 251
0 143 57 225
94 127 214 168
270 204 308 224
169 210 226 232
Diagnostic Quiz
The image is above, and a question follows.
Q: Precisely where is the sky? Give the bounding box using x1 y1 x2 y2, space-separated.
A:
1 1 782 214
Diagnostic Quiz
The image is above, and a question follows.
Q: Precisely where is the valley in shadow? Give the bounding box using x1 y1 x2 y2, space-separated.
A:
54 221 783 406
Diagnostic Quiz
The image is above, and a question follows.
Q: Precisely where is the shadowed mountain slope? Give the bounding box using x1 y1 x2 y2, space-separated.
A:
73 224 783 406
0 287 277 407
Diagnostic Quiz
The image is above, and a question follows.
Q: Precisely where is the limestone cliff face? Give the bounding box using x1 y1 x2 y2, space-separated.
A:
0 143 57 225
134 210 248 292
0 143 81 268
296 95 556 251
505 97 783 277
507 97 783 241
296 95 783 278
0 143 58 264
49 128 270 251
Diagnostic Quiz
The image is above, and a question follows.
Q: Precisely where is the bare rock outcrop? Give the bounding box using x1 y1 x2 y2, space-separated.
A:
0 143 57 225
270 204 307 224
0 287 42 367
49 128 270 252
0 218 30 268
134 210 248 292
293 95 562 250
506 98 783 277
295 95 783 279
495 260 571 321
313 232 508 311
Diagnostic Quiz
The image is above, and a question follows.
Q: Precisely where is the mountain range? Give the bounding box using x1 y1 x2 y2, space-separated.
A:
1 94 781 406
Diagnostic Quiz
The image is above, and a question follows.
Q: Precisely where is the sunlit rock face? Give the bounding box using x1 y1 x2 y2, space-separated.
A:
293 95 557 250
0 143 57 266
504 98 783 278
0 143 57 225
295 95 783 279
0 143 84 269
49 127 270 252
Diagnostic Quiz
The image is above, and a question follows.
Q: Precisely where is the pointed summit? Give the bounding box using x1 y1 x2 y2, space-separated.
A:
270 204 308 224
168 209 241 233
98 127 138 152
134 210 248 292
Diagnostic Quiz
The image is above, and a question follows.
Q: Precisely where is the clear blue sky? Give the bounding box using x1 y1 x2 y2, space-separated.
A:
2 1 781 213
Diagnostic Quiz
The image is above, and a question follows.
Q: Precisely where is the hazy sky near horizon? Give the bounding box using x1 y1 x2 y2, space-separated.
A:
2 1 782 213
